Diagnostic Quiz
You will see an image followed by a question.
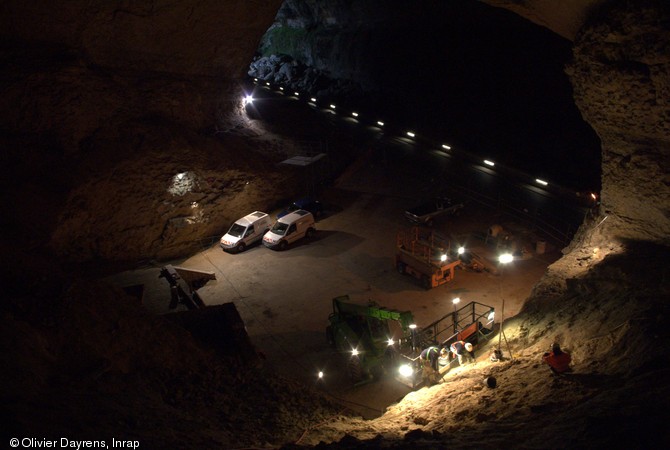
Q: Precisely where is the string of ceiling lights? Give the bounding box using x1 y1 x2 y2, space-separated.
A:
246 78 599 208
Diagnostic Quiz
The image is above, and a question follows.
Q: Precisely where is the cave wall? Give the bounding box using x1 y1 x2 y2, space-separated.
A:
0 0 286 262
0 1 279 77
481 0 609 41
481 1 670 246
1 0 283 145
567 0 670 244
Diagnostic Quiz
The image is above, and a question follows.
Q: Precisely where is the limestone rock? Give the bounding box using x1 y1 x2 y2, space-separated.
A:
567 0 670 244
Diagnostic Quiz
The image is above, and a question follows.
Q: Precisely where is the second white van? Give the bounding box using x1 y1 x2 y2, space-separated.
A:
262 209 315 250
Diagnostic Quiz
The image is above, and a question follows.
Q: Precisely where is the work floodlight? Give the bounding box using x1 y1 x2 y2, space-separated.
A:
499 253 513 264
399 364 414 377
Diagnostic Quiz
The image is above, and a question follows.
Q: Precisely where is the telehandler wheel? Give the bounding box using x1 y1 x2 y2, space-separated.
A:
347 356 363 383
383 348 398 373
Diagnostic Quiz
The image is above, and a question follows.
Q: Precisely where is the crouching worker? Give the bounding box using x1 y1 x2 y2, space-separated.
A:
451 340 475 366
542 343 572 375
419 346 443 385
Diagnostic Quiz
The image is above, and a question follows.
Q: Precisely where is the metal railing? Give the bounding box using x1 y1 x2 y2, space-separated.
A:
414 301 496 349
445 182 583 246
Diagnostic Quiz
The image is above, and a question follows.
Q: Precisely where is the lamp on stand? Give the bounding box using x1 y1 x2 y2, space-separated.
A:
497 253 514 360
452 297 460 333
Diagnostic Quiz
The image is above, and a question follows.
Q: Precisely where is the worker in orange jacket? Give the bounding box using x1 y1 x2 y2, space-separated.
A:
542 343 572 375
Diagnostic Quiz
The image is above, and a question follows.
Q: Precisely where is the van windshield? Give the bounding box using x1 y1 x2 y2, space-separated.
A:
270 221 288 235
227 223 247 238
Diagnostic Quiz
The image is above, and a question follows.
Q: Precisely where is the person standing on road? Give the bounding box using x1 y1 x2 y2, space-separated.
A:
450 340 475 365
542 343 572 375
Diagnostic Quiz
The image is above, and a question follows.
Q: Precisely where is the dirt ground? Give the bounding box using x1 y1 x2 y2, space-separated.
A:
106 154 562 419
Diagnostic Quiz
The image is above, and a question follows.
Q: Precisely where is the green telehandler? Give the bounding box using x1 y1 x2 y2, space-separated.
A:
326 295 416 385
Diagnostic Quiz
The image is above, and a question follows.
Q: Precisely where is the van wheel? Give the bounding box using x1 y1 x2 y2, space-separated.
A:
278 240 288 251
236 242 246 253
306 227 315 238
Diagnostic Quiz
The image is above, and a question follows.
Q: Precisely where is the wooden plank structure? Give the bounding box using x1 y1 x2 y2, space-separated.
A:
159 264 216 310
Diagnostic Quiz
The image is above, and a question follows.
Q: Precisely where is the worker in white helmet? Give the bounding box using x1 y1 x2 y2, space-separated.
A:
450 340 475 366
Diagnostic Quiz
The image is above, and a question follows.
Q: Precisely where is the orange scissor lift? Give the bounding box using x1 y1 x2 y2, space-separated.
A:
394 226 460 289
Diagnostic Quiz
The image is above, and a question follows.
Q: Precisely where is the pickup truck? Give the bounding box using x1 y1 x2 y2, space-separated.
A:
404 197 464 226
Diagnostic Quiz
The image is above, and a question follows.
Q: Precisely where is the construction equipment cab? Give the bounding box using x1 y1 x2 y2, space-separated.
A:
220 211 273 253
263 209 315 250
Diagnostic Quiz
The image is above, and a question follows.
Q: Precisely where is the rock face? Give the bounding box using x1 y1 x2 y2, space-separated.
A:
567 0 670 245
0 0 288 262
481 0 609 40
0 1 279 77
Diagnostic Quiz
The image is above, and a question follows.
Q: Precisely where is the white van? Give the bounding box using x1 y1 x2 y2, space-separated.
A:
263 209 315 250
220 211 273 253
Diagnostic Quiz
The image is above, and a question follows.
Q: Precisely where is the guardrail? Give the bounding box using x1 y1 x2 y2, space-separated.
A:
444 182 582 246
414 301 495 349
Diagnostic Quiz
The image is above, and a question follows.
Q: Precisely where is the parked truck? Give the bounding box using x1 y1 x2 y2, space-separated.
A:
395 227 461 289
404 197 464 226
